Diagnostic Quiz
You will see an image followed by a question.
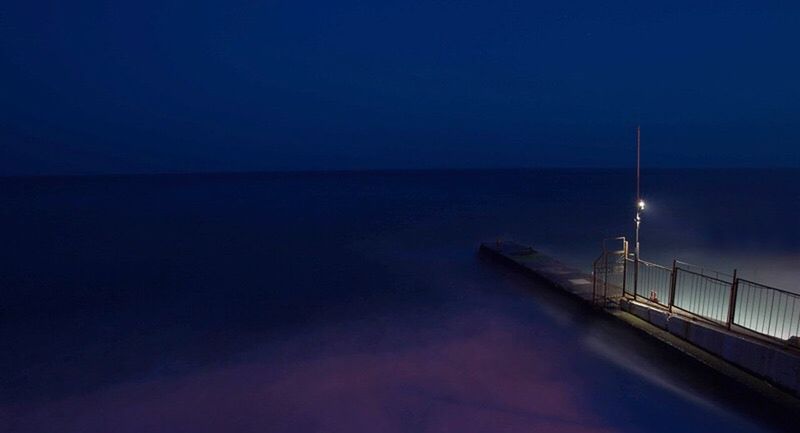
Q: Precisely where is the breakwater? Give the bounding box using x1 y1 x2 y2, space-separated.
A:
479 240 800 405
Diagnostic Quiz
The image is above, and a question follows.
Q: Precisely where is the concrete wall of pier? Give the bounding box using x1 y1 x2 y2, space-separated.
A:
621 299 800 396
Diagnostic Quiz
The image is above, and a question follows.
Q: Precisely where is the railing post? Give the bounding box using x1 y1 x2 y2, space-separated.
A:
623 240 629 297
622 255 628 296
668 259 677 313
727 269 738 330
633 255 639 299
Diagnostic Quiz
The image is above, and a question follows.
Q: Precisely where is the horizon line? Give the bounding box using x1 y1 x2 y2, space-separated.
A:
2 166 800 180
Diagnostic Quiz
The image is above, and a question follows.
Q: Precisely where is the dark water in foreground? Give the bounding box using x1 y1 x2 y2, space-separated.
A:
1 169 798 432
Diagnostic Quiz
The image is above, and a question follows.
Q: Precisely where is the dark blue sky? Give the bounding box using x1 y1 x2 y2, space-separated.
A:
2 1 799 175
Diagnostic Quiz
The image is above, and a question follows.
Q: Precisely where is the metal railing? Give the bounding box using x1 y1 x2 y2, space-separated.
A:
734 279 800 341
672 267 732 324
594 236 800 344
625 257 672 308
592 237 628 307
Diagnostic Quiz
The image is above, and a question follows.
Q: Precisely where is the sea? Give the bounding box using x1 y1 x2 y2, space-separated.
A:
1 169 798 432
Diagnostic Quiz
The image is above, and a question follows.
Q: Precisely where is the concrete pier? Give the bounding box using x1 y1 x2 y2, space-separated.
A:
479 240 800 406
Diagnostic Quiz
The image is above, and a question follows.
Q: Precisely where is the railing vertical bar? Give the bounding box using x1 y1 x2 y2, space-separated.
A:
788 298 792 339
746 283 754 329
781 296 788 339
763 290 770 336
714 280 720 320
752 285 759 330
652 268 656 301
713 279 719 320
793 298 798 337
710 281 715 320
737 282 743 327
753 287 760 333
696 275 702 317
651 266 655 300
640 263 645 299
681 271 687 313
720 281 727 322
767 290 776 337
699 275 705 317
651 266 656 300
758 289 765 334
726 273 733 329
701 275 708 318
795 298 800 338
791 297 799 339
777 293 785 337
668 260 677 313
682 271 687 309
622 255 627 297
773 292 780 337
754 288 761 333
763 289 769 334
777 294 784 339
710 278 716 320
708 278 713 319
686 272 692 314
740 283 746 328
785 297 793 339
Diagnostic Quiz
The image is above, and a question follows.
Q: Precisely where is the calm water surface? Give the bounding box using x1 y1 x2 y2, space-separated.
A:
1 169 798 432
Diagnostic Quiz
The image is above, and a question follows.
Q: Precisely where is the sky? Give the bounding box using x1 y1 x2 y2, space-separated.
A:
1 0 799 175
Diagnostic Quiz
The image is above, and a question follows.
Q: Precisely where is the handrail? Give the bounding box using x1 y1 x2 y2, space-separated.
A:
738 278 800 297
674 260 734 281
674 267 731 285
634 257 672 272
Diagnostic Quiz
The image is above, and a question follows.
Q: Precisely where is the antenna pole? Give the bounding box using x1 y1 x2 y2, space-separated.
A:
635 125 641 259
636 125 641 204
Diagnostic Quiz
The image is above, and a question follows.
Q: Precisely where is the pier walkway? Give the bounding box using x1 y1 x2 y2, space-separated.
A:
479 241 595 302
